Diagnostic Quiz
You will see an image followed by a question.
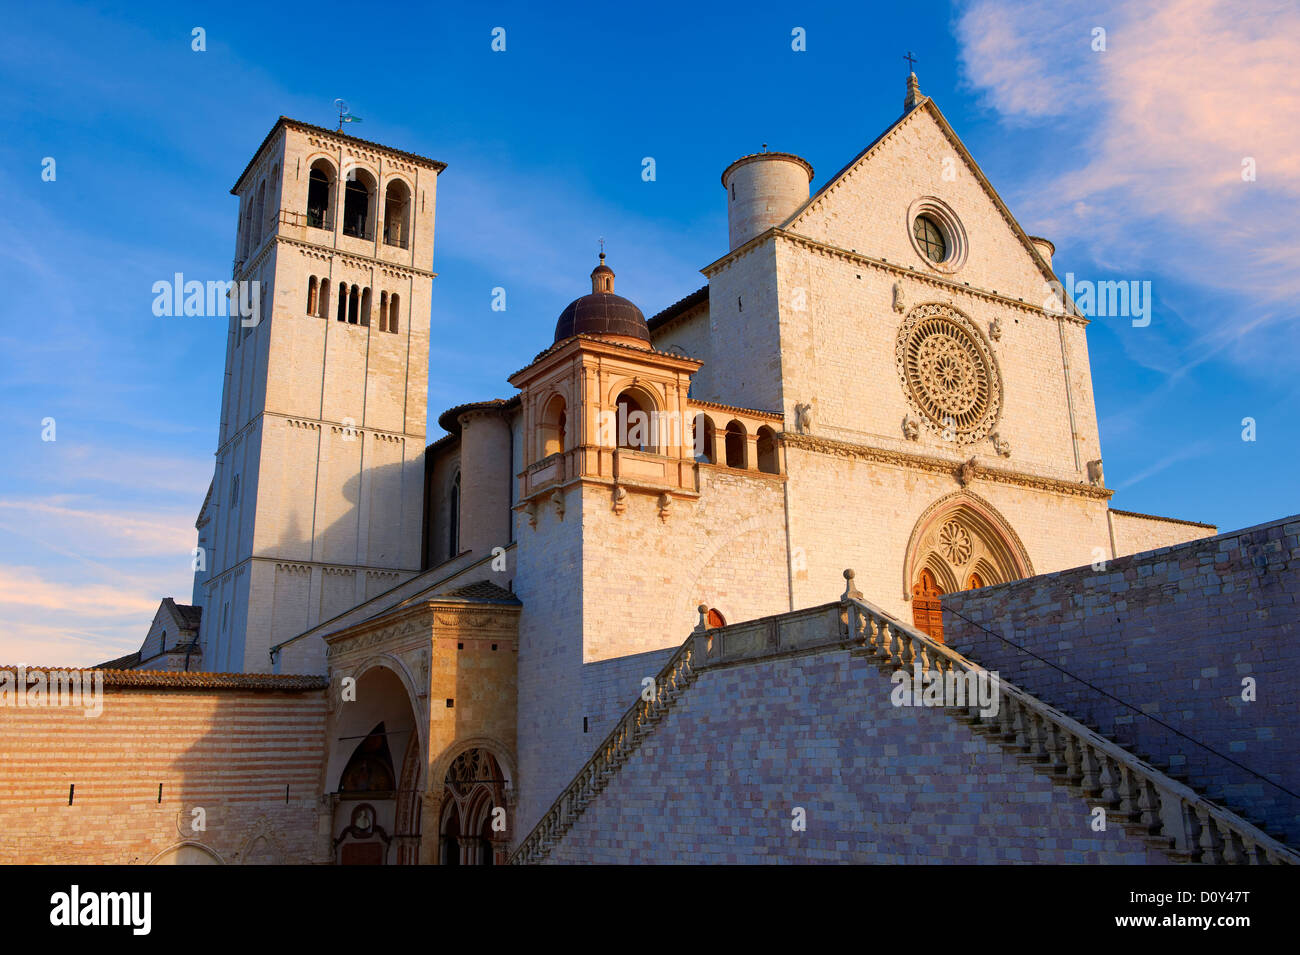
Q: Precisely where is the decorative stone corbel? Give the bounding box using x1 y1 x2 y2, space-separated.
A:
550 489 565 520
525 500 538 529
657 493 673 523
612 485 628 515
990 432 1011 457
989 317 1003 341
892 282 906 313
902 415 920 441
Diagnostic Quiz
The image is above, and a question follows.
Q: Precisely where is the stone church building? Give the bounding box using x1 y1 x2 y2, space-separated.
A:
12 75 1290 867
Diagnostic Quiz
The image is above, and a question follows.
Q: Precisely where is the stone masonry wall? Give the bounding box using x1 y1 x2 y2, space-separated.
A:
546 647 1168 863
0 679 329 863
942 515 1300 846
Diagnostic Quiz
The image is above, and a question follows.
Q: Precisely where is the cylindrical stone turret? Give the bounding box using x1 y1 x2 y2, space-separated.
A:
721 149 814 250
1028 235 1055 270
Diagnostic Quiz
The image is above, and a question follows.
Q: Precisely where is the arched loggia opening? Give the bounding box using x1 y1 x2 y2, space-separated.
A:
692 414 716 463
342 169 376 239
383 179 411 248
756 426 779 473
540 394 567 458
615 389 655 452
327 663 422 865
724 420 747 469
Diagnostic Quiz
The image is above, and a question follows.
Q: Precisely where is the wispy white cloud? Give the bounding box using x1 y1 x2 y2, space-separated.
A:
956 0 1300 373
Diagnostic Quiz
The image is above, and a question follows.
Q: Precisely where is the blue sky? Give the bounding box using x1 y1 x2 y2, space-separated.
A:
2 0 1296 664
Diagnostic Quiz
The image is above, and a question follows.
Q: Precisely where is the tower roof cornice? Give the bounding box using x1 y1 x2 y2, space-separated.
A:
230 116 447 195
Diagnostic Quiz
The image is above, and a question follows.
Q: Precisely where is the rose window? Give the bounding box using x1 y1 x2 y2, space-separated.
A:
895 304 1002 444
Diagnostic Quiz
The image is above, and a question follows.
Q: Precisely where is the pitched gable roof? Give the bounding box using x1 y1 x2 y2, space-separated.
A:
781 97 1058 286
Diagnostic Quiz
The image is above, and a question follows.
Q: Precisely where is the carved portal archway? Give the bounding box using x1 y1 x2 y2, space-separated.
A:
437 748 510 865
903 491 1033 642
327 662 422 865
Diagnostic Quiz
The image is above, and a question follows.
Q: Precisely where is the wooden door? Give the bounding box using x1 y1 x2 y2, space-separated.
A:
911 569 945 643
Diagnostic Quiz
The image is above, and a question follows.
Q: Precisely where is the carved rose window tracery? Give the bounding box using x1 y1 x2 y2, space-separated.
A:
938 520 972 565
895 304 1002 445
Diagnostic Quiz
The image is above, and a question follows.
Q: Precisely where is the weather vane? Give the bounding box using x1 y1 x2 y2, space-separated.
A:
598 236 605 256
334 99 364 133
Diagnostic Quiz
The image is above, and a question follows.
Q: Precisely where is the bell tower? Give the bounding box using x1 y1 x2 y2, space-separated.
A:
198 118 445 672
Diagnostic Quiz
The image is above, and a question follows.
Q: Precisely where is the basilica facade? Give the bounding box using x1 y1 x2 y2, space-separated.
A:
114 76 1216 861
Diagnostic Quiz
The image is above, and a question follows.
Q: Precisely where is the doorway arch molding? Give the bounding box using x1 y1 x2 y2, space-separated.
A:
901 490 1033 601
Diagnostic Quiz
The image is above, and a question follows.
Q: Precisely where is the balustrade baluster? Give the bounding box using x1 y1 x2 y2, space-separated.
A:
1196 806 1223 863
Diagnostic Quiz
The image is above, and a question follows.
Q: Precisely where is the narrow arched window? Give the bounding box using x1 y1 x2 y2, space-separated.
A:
307 160 334 229
318 278 330 318
343 170 376 239
540 394 566 458
378 291 389 332
348 285 360 324
448 471 461 558
306 276 318 315
724 420 747 468
361 287 372 327
253 180 266 245
383 179 411 248
389 293 399 333
337 283 349 322
693 414 716 464
240 198 253 259
616 391 652 451
756 426 779 474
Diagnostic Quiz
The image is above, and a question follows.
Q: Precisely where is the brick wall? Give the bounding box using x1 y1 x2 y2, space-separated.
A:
547 646 1167 863
942 515 1300 845
0 673 329 864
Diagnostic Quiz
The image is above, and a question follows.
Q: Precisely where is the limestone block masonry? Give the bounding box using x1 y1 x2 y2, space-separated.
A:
942 515 1300 846
201 119 444 672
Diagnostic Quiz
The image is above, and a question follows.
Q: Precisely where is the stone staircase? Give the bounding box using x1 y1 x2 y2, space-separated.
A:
511 571 1298 865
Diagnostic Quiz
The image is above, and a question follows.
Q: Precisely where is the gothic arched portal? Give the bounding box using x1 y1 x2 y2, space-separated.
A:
902 491 1033 642
438 748 510 865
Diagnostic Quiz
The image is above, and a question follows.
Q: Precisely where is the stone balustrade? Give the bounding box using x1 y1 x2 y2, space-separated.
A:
510 636 699 864
840 571 1298 865
512 571 1298 865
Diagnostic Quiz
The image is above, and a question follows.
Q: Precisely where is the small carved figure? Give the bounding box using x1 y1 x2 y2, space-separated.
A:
612 485 628 514
902 415 920 440
990 432 1011 457
892 282 906 313
989 317 1003 341
657 493 673 523
956 457 978 487
1087 458 1105 486
795 402 813 433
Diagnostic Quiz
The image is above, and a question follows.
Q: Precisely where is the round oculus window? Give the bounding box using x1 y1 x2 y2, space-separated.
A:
913 215 947 263
906 197 968 273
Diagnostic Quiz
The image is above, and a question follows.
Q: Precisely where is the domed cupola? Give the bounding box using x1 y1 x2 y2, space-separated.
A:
553 253 651 347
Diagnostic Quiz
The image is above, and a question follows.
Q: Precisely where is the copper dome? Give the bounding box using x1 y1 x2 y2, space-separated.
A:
553 254 650 345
